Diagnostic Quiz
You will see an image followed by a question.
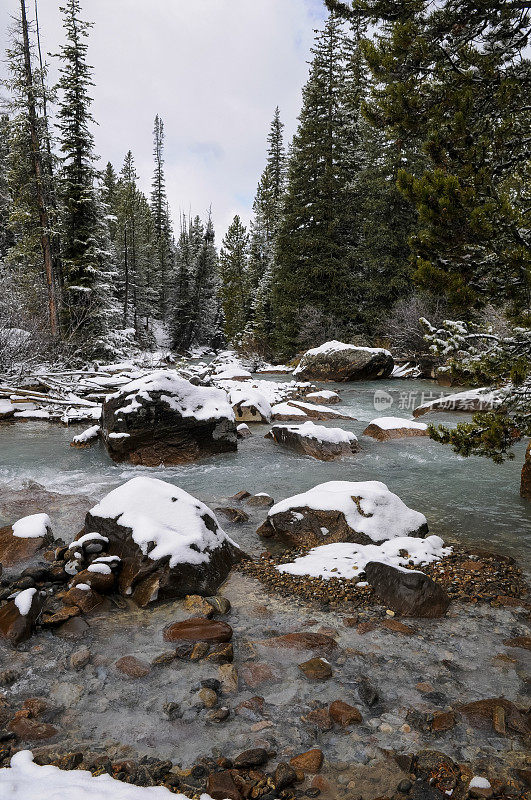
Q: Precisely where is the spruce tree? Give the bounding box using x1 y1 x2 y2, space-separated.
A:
219 215 250 343
56 0 107 341
192 213 222 347
150 115 173 317
272 14 358 357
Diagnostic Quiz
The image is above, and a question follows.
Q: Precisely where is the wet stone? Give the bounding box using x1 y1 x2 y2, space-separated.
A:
232 748 269 768
205 643 233 664
70 646 91 670
289 749 323 774
298 657 332 681
329 699 362 726
207 707 230 723
358 677 379 707
198 688 218 708
163 617 233 644
115 655 151 678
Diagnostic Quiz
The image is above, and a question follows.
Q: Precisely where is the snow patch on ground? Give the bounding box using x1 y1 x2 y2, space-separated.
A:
0 750 214 799
277 535 451 580
88 477 237 568
269 481 427 543
12 513 51 539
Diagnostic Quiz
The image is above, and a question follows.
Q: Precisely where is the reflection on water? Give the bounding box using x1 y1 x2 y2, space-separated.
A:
0 377 529 567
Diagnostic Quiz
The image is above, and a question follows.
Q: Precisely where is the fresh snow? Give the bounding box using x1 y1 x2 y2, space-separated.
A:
0 750 216 800
229 386 272 421
414 387 500 415
109 371 234 422
0 399 15 414
277 535 451 580
14 409 50 420
368 416 428 431
272 421 357 445
214 366 253 380
268 481 427 543
287 400 348 417
271 402 308 419
469 778 492 790
72 425 100 444
305 390 340 402
14 588 37 616
88 477 237 568
12 513 51 539
68 532 109 549
86 563 112 574
297 340 391 358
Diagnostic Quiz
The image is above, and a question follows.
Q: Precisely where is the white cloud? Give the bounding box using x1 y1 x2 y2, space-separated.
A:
0 0 327 236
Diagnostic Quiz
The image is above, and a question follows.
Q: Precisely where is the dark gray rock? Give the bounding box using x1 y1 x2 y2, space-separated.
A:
365 562 451 618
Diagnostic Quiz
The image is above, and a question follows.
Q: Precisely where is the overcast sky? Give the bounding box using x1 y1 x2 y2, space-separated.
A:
0 0 327 236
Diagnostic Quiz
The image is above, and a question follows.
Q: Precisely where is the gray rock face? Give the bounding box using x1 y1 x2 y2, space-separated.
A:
364 562 450 618
101 371 237 466
294 342 394 382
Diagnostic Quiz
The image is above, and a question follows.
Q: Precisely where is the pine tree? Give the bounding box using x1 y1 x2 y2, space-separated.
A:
56 0 107 341
192 213 222 347
272 14 358 357
219 215 250 343
170 215 195 351
0 115 14 261
150 114 173 317
354 0 531 318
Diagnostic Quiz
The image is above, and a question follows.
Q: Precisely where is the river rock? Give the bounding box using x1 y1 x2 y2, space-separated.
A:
232 747 268 768
363 417 429 441
329 700 362 726
236 423 252 439
413 387 500 417
207 770 242 800
298 657 332 680
259 631 337 655
364 562 450 618
293 341 394 381
289 749 323 774
84 477 243 602
101 370 237 465
521 441 531 499
163 617 233 643
0 588 43 645
115 655 151 678
257 480 428 546
8 717 58 741
266 422 358 461
0 514 52 567
305 390 340 405
230 387 272 423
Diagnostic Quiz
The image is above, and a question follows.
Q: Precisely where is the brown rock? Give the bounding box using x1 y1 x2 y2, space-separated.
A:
190 642 210 660
520 440 531 499
294 344 393 382
215 507 250 524
357 621 377 634
492 705 506 734
71 567 115 595
503 636 531 650
41 605 81 627
163 617 233 644
259 631 337 655
363 422 428 441
205 643 234 664
343 616 359 627
0 524 50 567
456 698 530 736
9 717 57 741
132 574 161 608
198 688 218 708
184 595 215 617
329 699 362 726
381 618 416 635
289 749 323 774
266 424 358 461
55 616 89 639
274 762 297 791
240 661 279 688
207 770 242 800
232 748 269 768
218 663 239 693
230 490 251 502
62 586 103 613
70 647 91 670
0 589 43 645
431 711 455 732
235 696 264 719
246 493 274 508
298 657 332 681
115 656 151 678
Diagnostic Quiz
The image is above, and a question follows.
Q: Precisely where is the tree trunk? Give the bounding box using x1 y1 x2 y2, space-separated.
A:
20 0 60 338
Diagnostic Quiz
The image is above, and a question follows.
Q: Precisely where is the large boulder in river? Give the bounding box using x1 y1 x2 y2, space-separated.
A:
412 387 500 418
101 370 237 466
364 562 450 618
293 341 394 382
363 417 429 441
84 477 243 604
257 480 428 547
521 441 531 500
266 422 358 461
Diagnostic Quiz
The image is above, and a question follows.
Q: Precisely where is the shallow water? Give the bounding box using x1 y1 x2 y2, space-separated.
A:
0 376 529 566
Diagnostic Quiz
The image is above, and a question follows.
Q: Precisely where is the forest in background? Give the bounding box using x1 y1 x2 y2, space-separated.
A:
0 0 529 368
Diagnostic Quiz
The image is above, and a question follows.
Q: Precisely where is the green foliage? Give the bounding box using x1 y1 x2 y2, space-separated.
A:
219 215 250 343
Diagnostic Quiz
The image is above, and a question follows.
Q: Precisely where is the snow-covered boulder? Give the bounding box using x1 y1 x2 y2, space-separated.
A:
363 417 429 441
71 425 100 448
271 402 309 421
257 480 428 547
305 390 341 405
0 587 43 645
101 371 237 466
413 387 501 418
0 514 53 567
229 386 272 423
266 422 358 461
364 561 451 618
0 400 15 420
285 400 354 421
84 477 243 604
277 535 451 581
293 341 394 382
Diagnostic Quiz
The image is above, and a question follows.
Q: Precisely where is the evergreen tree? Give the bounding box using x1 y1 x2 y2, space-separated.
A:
192 213 222 347
272 14 359 357
170 215 196 351
56 0 107 341
150 115 173 317
0 115 14 261
219 215 250 343
348 0 531 318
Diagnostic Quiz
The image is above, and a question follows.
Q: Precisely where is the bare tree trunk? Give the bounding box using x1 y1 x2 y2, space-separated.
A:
20 0 59 337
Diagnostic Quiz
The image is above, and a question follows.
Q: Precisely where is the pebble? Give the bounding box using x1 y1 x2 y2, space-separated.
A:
70 646 91 670
198 688 218 708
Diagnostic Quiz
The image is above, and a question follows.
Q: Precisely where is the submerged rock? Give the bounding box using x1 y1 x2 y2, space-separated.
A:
84 477 243 602
101 370 237 465
364 562 451 618
257 480 428 547
163 617 233 643
293 341 394 381
266 422 358 461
